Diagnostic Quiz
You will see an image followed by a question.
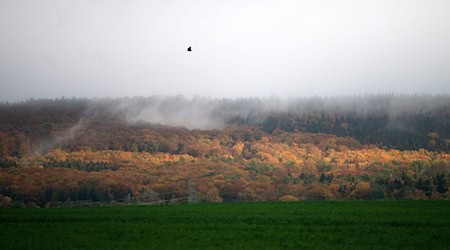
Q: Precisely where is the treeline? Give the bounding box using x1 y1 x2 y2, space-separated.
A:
43 160 116 172
0 126 449 207
1 96 449 207
1 149 449 207
226 95 449 151
253 111 448 151
1 181 133 208
0 95 448 160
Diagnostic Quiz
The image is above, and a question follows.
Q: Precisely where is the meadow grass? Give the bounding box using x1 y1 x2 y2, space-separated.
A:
1 200 449 249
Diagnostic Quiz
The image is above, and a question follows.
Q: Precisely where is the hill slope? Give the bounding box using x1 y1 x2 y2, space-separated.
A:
0 96 449 207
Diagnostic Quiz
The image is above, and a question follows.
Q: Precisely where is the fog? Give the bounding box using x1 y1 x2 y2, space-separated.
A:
1 0 450 101
98 95 449 129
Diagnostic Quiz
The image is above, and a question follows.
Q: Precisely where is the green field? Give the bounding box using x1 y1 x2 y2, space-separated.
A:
1 201 450 249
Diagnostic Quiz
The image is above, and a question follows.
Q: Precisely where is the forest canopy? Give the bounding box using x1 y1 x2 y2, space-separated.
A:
1 94 448 156
0 95 449 207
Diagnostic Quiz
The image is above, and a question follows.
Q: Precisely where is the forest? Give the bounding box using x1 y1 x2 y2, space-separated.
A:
0 95 449 207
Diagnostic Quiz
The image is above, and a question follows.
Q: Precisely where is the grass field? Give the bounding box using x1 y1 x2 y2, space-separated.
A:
1 200 450 249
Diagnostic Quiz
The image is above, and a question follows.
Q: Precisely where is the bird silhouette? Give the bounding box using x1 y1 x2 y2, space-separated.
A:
187 46 192 52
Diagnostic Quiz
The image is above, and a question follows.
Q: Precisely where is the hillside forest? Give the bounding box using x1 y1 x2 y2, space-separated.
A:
0 95 449 207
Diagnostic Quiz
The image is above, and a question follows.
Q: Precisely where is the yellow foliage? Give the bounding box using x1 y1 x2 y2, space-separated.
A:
231 141 245 156
279 195 298 202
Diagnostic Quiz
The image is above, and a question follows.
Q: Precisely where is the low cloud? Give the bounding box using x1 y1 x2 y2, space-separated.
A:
89 94 450 130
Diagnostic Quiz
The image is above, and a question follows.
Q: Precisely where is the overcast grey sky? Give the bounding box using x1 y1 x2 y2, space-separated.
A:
0 0 449 101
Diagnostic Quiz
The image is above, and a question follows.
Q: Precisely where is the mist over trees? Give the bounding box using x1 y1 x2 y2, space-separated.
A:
0 95 448 207
0 94 448 157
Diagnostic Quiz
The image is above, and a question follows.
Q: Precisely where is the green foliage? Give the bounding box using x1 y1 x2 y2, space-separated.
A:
244 161 275 174
319 173 334 184
0 158 16 168
435 174 448 194
43 160 113 172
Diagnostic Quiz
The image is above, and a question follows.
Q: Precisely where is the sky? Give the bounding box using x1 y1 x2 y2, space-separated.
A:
0 0 449 101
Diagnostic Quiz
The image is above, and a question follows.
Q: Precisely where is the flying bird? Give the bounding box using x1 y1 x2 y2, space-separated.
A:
187 46 192 52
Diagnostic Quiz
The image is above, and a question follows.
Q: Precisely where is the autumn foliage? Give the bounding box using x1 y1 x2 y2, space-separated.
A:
0 97 449 207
